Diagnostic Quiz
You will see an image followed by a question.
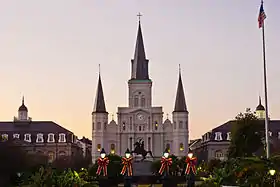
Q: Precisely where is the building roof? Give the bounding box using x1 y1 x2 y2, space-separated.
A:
173 69 187 112
0 121 72 133
92 74 107 113
130 21 149 80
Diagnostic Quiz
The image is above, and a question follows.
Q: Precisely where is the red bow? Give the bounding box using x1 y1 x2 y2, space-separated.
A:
96 157 109 176
120 157 133 176
158 157 172 175
185 157 197 175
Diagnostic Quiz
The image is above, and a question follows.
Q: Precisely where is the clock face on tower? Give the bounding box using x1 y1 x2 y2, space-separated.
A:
137 114 145 121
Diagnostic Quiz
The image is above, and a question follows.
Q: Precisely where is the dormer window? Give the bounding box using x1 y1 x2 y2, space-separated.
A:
13 133 20 139
47 133 55 143
58 133 66 143
214 132 222 141
226 132 231 141
2 134 8 141
24 134 31 142
36 133 44 143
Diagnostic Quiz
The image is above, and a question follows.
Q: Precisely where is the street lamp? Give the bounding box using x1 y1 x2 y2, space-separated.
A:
163 148 169 159
187 151 193 159
269 169 276 187
100 148 106 159
124 148 132 187
186 149 196 187
125 148 131 159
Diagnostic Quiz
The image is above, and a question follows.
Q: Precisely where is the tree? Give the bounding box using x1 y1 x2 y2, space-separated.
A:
228 109 263 158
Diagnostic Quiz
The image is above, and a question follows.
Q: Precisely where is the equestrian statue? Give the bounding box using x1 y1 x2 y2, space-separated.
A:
131 138 154 161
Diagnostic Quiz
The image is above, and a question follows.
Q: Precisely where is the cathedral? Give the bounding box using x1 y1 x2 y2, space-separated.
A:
92 20 189 160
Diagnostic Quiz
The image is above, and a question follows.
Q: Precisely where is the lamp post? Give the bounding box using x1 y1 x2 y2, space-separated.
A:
269 169 276 187
121 148 133 187
17 172 22 187
159 148 172 187
96 148 109 187
185 149 197 187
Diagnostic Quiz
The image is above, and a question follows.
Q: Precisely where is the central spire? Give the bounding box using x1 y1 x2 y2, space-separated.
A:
131 14 149 80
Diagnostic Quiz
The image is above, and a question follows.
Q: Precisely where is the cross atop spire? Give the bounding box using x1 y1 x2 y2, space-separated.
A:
137 12 142 22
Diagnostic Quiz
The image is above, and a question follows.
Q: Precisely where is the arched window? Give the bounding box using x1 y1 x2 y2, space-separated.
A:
48 151 55 163
134 95 139 107
59 151 66 157
97 144 101 152
166 143 170 152
97 122 101 130
141 96 145 107
139 126 142 131
122 122 126 131
179 121 183 129
110 144 115 154
155 121 158 130
179 143 184 151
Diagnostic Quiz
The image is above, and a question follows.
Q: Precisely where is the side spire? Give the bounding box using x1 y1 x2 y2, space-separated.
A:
256 96 265 111
131 14 149 80
173 66 187 112
93 66 107 113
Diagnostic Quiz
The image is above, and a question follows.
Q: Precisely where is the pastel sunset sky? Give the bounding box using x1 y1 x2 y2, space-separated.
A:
1 1 280 140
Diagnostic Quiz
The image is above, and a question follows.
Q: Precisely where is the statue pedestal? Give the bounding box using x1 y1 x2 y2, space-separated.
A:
133 154 143 162
133 160 153 176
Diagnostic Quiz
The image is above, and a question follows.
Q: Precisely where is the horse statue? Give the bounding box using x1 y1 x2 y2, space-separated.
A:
131 138 154 161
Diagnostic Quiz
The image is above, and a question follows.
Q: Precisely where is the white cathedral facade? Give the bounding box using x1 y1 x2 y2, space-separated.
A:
92 21 189 160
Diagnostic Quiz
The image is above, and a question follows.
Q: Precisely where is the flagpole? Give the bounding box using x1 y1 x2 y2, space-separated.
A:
261 2 270 158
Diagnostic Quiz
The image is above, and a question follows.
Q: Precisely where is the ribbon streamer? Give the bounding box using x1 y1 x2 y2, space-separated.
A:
158 157 172 175
96 157 109 176
120 157 133 176
185 157 197 175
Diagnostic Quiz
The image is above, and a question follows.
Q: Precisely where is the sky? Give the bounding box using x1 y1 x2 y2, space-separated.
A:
0 0 280 140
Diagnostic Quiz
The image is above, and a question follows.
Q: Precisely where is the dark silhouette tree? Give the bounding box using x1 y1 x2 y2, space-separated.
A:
228 109 263 158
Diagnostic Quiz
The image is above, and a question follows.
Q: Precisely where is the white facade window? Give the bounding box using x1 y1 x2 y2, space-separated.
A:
36 133 44 143
214 132 222 141
13 134 20 139
47 133 55 143
2 134 8 141
24 134 31 142
58 133 66 143
226 132 231 140
269 131 272 136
